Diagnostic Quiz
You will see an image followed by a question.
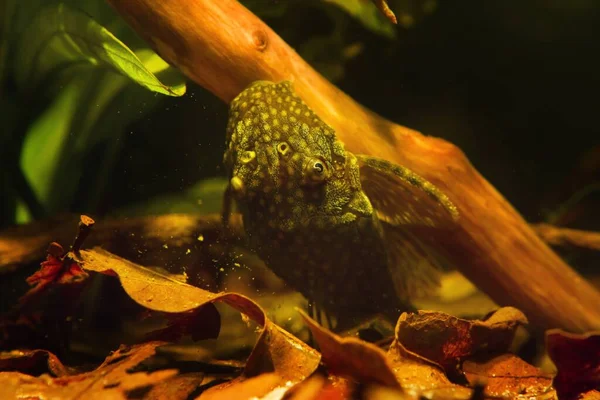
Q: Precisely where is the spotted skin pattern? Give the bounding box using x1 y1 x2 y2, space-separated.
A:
223 81 457 327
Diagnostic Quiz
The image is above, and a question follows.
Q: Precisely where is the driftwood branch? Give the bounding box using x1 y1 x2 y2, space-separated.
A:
104 0 600 332
532 224 600 252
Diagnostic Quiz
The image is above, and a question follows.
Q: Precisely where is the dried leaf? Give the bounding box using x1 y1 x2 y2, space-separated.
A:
546 329 600 400
462 354 555 399
362 385 408 400
78 248 220 313
0 342 176 400
300 310 400 388
145 372 206 400
311 376 354 400
387 340 471 399
198 373 281 400
77 248 320 394
198 325 322 399
580 390 600 400
394 308 527 372
145 305 221 342
287 374 326 400
301 309 471 398
0 349 70 376
286 375 354 400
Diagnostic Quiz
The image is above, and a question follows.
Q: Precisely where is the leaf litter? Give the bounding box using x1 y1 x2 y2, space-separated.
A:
547 329 600 400
0 215 595 399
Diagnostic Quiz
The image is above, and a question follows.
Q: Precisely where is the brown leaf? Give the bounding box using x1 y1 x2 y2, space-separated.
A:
580 390 600 400
0 349 70 376
287 374 326 399
462 354 555 399
197 373 281 400
145 372 206 400
77 248 320 394
145 304 221 342
311 376 354 400
387 340 472 399
546 329 600 400
363 385 409 400
394 308 527 373
300 310 400 388
78 248 221 313
286 375 354 400
0 342 177 400
301 309 471 399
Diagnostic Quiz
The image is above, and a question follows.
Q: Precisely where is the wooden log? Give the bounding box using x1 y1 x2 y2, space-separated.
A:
105 0 600 332
532 224 600 252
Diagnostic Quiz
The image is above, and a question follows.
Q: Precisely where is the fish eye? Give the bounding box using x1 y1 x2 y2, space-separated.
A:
304 157 329 183
313 161 324 174
277 142 290 156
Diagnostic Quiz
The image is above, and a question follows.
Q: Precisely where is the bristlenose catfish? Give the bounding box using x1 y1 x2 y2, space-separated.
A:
222 81 458 328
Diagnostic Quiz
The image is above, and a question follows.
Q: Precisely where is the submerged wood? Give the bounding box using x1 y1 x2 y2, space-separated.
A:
532 224 600 252
71 0 600 331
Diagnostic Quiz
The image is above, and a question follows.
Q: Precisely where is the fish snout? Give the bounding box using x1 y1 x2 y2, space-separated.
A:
229 176 246 197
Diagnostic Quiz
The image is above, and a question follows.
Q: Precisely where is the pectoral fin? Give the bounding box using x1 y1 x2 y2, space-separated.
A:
356 155 458 228
380 222 446 299
356 155 458 299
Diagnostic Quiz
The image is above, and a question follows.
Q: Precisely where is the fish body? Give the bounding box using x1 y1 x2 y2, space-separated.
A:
223 81 458 327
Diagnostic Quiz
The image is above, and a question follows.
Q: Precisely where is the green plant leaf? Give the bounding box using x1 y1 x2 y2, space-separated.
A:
19 51 173 215
9 3 186 221
19 73 91 213
14 3 185 96
325 0 396 38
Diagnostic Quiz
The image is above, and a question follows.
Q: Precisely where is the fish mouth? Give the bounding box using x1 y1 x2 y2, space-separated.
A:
229 176 246 196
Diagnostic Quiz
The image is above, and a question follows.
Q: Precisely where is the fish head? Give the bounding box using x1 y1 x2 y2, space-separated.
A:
224 81 364 229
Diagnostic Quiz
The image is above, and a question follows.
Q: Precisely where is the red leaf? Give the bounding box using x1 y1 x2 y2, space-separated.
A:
394 307 527 373
20 242 88 303
547 329 600 400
